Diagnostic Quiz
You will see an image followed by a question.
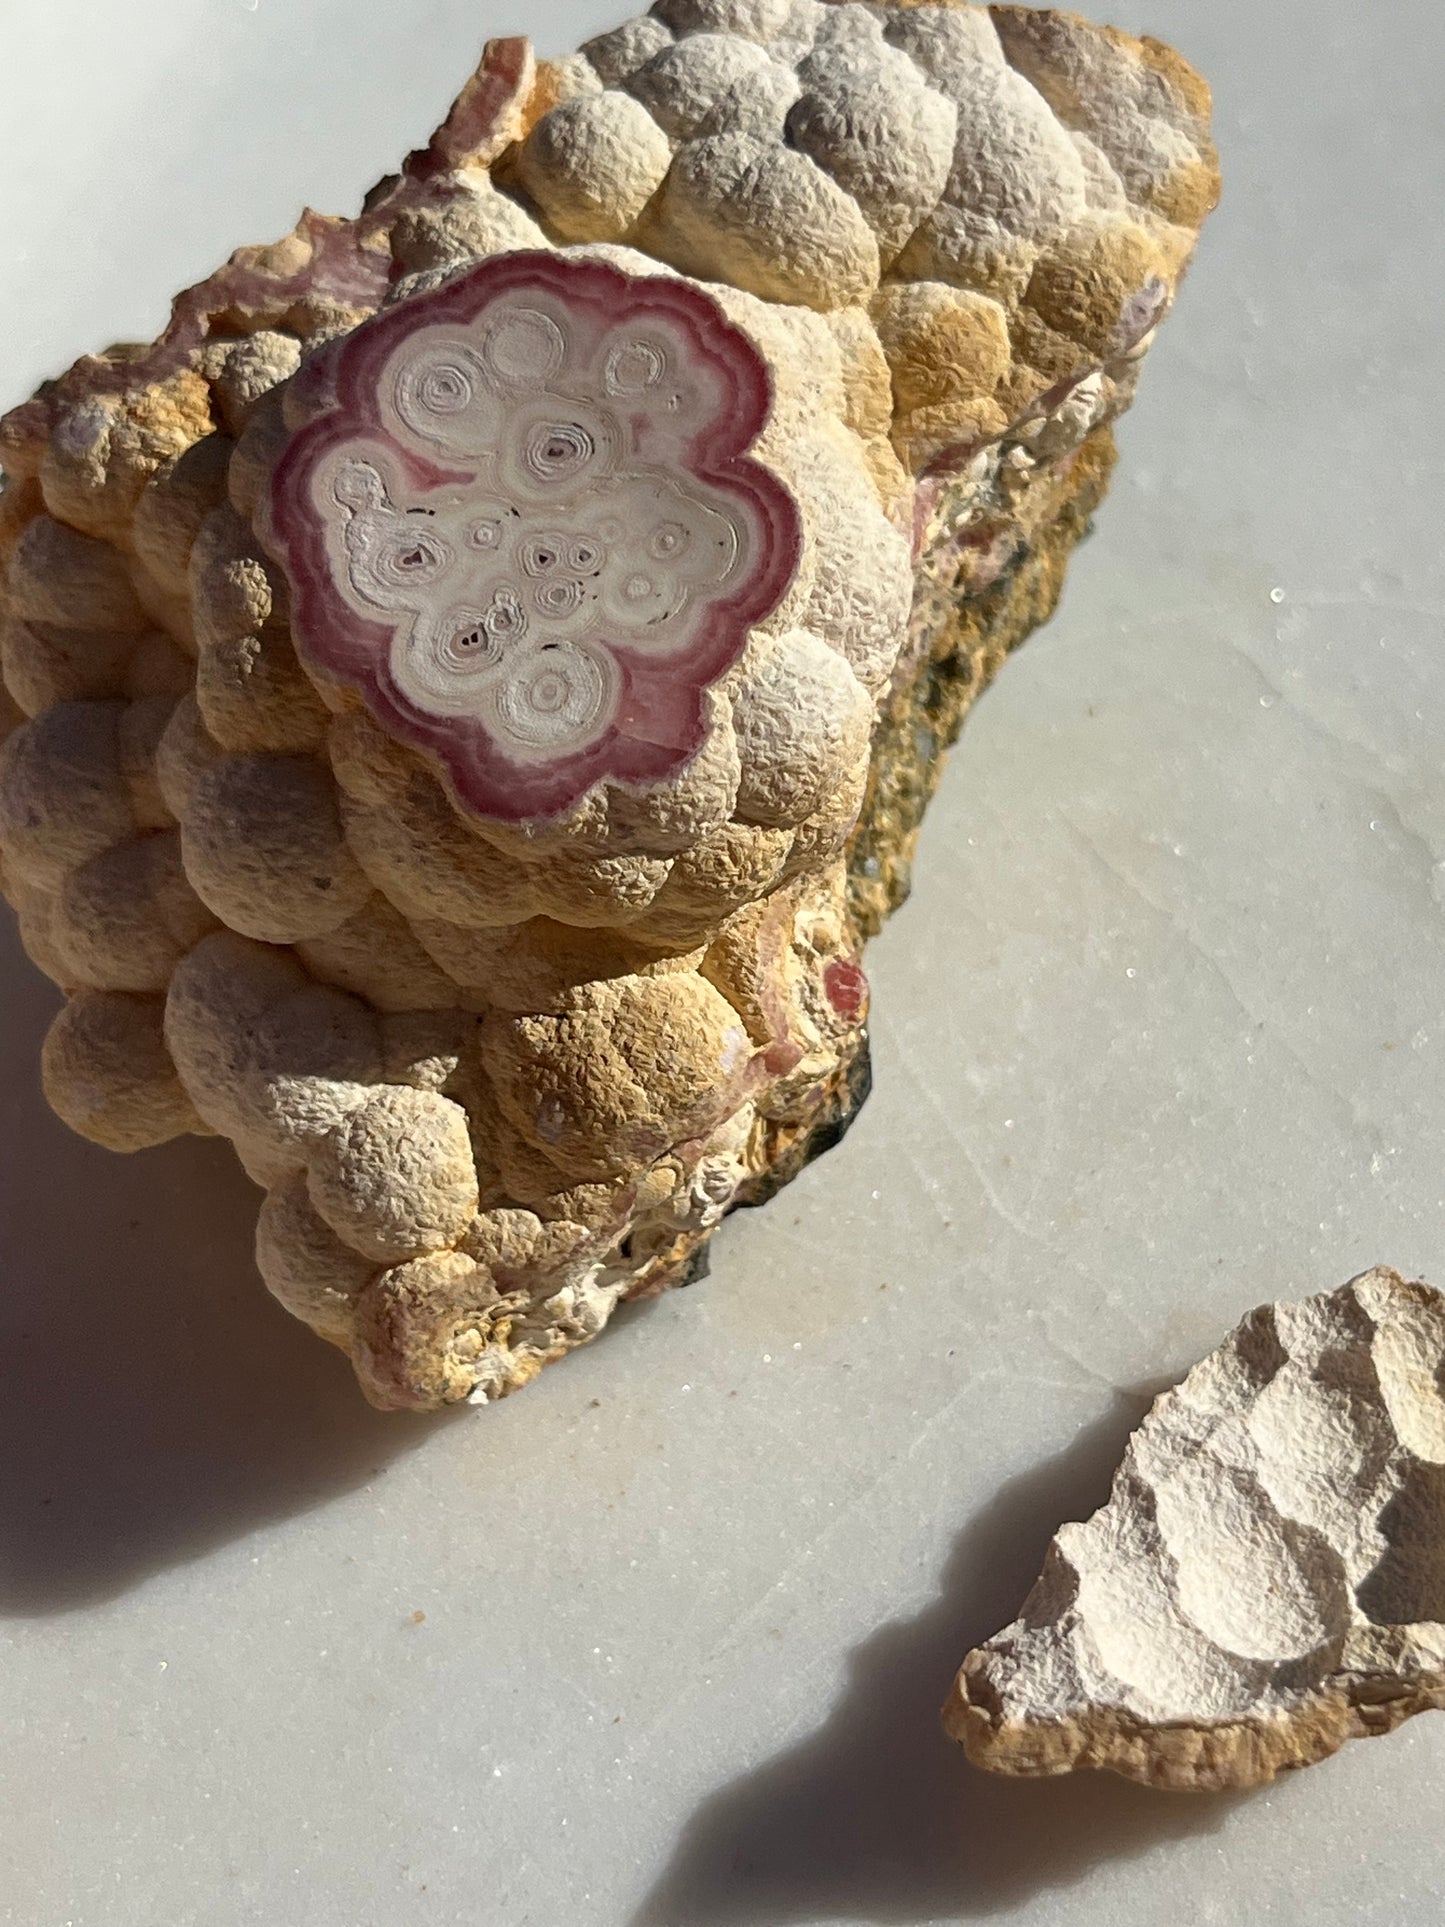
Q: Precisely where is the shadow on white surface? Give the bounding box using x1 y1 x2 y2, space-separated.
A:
635 1391 1258 1925
0 928 447 1614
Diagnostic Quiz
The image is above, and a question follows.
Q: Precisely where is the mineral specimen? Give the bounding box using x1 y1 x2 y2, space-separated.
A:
945 1268 1445 1790
0 4 1218 1408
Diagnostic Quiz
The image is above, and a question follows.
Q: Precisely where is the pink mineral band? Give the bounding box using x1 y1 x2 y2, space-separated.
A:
262 249 801 823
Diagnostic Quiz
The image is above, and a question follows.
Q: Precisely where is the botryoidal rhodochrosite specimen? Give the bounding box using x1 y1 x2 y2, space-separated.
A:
0 4 1217 1408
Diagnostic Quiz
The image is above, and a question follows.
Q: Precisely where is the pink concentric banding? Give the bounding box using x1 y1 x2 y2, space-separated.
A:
262 250 801 823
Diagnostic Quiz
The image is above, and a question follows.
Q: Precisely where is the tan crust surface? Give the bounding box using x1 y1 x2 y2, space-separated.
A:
0 3 1217 1408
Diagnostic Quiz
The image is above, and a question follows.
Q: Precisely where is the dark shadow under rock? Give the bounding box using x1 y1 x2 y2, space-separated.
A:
635 1391 1255 1927
0 932 447 1614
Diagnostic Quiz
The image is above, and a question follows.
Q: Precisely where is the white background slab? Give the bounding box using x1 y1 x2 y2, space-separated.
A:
2 2 1442 1921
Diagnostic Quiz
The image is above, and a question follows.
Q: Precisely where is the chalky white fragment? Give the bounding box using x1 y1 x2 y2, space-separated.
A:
948 1269 1445 1789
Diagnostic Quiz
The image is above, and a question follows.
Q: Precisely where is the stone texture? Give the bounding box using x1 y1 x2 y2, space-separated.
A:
0 2 1217 1409
946 1267 1445 1790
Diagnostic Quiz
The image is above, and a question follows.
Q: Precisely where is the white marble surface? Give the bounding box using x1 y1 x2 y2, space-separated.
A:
2 3 1443 1922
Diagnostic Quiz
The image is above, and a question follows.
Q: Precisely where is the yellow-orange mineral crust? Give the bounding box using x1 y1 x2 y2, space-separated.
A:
0 3 1217 1408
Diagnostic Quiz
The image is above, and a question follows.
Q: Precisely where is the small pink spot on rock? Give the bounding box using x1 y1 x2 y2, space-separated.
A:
824 958 868 1022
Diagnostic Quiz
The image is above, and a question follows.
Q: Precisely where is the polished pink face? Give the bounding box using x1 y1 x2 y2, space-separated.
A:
263 250 800 822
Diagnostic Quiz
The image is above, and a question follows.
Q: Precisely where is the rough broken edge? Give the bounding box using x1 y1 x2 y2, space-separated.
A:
947 1661 1445 1792
943 1264 1445 1791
